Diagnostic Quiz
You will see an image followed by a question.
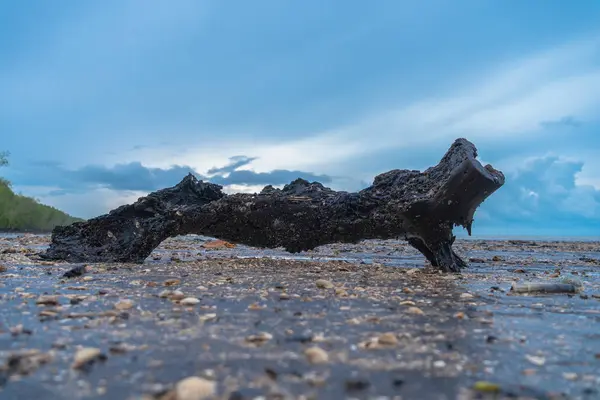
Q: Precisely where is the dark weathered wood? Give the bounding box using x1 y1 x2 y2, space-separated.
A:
41 138 505 272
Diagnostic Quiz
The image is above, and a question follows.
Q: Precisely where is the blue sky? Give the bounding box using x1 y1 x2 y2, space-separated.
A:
1 0 599 237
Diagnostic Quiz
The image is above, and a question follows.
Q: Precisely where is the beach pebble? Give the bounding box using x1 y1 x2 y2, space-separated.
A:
180 297 200 305
114 299 134 310
406 306 424 315
245 332 273 344
72 347 105 369
175 376 216 400
170 290 186 300
525 355 546 366
460 293 474 299
377 333 398 346
315 279 334 289
304 347 329 364
36 295 59 306
562 372 578 381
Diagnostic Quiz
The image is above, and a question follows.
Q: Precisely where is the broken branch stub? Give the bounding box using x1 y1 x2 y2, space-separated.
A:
41 138 505 272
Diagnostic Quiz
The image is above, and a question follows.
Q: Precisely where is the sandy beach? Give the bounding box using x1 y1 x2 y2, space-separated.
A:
0 233 599 400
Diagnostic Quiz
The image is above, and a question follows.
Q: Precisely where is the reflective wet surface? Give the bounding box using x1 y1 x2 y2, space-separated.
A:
0 233 599 399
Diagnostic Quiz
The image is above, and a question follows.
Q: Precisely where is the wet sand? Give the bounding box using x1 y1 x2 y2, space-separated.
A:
0 234 599 400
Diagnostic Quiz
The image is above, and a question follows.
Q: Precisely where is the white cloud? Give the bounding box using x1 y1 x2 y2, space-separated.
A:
123 34 600 178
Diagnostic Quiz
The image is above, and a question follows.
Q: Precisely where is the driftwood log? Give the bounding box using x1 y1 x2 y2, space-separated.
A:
41 138 505 272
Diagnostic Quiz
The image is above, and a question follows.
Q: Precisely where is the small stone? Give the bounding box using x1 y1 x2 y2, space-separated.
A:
402 287 414 294
159 290 172 298
201 239 236 249
473 381 500 393
114 299 134 310
315 279 334 289
406 306 424 315
164 279 181 286
304 347 329 364
175 376 216 400
460 293 474 299
377 333 398 346
72 347 106 369
279 293 290 300
199 313 217 323
170 290 186 300
245 332 273 344
525 354 546 366
562 372 578 381
82 276 94 281
180 297 200 305
492 255 504 262
399 300 416 306
335 288 348 296
36 295 59 306
0 265 7 272
433 360 446 368
247 303 266 310
454 311 466 319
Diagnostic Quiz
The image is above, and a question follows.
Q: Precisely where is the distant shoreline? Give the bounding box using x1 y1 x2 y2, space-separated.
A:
1 231 597 243
0 228 53 234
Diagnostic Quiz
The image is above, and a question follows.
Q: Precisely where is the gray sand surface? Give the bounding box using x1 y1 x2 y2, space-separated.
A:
1 234 599 400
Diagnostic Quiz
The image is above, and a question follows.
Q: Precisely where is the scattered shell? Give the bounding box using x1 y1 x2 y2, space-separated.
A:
180 297 200 305
406 306 424 315
202 239 236 249
175 376 216 400
36 295 59 306
245 332 273 344
525 354 546 366
562 372 578 381
72 347 106 369
199 313 217 323
170 290 186 300
304 347 329 364
114 299 135 310
377 333 398 346
315 279 334 289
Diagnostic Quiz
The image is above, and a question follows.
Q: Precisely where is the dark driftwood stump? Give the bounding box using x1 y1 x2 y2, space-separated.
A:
41 138 505 272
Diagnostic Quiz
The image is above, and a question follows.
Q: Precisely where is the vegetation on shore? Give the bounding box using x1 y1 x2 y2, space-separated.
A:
0 151 83 232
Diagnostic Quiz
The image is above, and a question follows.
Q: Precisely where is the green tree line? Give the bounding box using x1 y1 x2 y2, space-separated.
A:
0 151 83 232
